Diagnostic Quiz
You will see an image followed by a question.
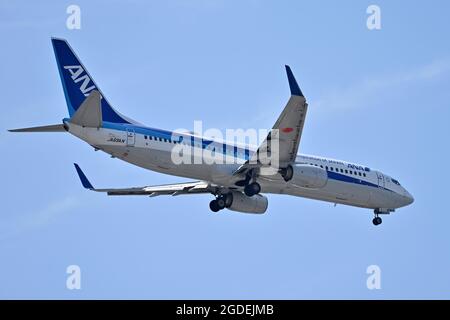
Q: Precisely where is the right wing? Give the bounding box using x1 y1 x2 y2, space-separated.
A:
74 164 214 196
252 65 308 166
233 65 308 176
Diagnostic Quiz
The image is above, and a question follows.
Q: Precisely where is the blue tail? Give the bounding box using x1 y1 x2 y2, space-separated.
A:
51 38 130 124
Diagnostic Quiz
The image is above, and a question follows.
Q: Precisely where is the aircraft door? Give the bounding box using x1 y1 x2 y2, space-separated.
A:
126 128 135 147
376 172 385 188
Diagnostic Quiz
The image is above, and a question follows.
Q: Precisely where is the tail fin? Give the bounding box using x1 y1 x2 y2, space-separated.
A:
51 38 131 124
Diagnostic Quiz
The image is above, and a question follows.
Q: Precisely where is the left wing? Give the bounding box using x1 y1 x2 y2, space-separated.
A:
74 164 214 196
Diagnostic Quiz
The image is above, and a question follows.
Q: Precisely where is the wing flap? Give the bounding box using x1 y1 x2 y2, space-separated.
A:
103 181 211 196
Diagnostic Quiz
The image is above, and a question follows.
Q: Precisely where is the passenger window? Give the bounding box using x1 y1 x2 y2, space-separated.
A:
349 170 352 175
363 173 366 177
340 169 344 173
326 166 328 170
358 172 362 176
345 170 348 174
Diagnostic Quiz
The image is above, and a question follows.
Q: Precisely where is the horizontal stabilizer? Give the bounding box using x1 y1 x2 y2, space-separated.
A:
8 124 66 133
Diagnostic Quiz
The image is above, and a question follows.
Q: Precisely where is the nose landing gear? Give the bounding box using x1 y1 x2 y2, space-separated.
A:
372 208 393 226
372 216 382 226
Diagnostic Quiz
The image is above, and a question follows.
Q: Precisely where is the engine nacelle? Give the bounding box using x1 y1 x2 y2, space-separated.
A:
291 164 328 189
227 191 268 214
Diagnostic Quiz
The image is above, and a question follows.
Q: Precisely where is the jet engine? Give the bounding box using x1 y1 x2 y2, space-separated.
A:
290 164 328 189
226 191 268 214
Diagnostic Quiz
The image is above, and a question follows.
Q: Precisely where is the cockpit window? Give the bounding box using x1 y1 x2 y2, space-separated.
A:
392 178 401 186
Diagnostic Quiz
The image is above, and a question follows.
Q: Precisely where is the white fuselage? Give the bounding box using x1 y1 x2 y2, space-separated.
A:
67 120 413 211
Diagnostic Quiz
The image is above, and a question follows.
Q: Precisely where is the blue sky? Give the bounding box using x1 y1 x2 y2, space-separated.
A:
1 0 449 299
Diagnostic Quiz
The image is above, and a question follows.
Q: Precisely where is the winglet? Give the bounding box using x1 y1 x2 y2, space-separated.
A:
285 65 304 97
74 163 94 189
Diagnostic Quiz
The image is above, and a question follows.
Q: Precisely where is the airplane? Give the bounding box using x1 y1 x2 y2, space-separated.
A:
9 38 414 226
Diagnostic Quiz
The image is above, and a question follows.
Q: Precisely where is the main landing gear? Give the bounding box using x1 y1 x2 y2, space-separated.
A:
209 193 232 212
244 182 261 197
209 180 262 213
235 169 262 197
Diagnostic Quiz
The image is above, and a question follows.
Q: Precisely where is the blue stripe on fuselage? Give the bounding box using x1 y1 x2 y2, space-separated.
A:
327 171 378 189
101 121 251 161
96 121 394 193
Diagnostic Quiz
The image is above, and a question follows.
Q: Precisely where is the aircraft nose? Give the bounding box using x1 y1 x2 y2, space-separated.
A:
403 190 414 206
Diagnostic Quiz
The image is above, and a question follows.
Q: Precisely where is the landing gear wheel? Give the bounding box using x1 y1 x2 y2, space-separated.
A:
209 200 220 212
372 217 382 226
216 197 226 210
244 182 261 197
